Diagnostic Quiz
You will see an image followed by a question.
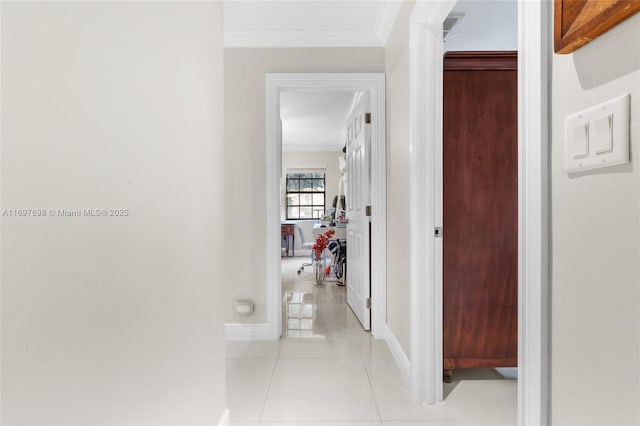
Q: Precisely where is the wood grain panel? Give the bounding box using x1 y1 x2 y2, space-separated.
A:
443 51 517 71
443 52 518 371
555 0 640 54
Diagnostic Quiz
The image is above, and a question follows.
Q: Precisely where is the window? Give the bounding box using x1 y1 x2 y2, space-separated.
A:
286 172 325 220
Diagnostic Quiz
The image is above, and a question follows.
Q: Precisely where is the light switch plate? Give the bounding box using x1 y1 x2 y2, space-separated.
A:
565 93 630 174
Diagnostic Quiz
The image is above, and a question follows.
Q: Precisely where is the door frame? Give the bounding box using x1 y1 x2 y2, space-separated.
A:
265 73 387 340
408 1 550 425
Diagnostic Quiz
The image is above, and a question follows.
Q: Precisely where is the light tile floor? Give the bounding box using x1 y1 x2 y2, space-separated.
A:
226 257 517 426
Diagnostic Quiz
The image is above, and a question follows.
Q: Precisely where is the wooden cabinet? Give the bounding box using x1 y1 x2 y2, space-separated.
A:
442 52 518 380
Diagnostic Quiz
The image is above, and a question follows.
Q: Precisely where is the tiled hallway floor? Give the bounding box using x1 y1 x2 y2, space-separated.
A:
226 257 517 426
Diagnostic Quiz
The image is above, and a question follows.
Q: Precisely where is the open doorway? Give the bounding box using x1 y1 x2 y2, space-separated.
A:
278 90 355 338
438 0 519 402
409 0 550 423
280 88 378 340
266 74 386 340
265 73 387 342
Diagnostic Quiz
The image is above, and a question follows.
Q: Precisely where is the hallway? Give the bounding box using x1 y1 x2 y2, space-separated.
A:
225 258 517 425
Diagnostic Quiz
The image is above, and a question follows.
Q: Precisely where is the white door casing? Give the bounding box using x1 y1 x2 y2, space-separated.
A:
346 92 371 330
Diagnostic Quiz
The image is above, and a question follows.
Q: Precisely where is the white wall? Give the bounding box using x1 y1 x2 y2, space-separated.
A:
282 150 344 249
551 14 640 425
384 0 415 357
1 3 226 424
224 48 385 324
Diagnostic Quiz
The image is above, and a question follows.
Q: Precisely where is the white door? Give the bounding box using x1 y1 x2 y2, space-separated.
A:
346 93 371 330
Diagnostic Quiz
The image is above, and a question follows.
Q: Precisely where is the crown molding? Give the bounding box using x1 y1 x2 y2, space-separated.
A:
375 1 403 45
224 29 382 48
224 1 403 47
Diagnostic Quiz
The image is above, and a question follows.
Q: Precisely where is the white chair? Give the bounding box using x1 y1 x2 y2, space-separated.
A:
297 228 315 274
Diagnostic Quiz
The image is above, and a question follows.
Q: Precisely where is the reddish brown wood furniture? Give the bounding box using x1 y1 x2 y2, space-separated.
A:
554 0 640 54
281 224 295 257
442 51 518 383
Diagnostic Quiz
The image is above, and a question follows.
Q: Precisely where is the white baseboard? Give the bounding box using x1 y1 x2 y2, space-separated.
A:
225 323 270 341
385 323 411 386
218 409 230 426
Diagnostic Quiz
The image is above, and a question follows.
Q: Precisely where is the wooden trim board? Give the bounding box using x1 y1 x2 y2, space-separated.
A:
554 0 640 54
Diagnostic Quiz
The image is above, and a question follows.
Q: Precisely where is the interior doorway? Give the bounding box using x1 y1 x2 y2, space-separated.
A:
408 1 550 424
265 73 387 341
278 89 356 337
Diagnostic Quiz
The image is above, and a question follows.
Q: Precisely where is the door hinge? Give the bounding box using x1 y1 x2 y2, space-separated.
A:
365 205 372 217
365 113 371 124
366 298 372 309
434 227 442 238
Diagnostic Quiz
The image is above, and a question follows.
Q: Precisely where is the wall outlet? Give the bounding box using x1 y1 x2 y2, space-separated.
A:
234 300 254 317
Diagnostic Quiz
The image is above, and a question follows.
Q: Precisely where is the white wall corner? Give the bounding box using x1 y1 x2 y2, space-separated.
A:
375 1 403 45
218 409 230 426
385 323 411 386
225 323 271 341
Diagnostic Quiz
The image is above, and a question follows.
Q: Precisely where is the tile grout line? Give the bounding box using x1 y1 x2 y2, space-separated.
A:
256 340 282 426
361 349 384 425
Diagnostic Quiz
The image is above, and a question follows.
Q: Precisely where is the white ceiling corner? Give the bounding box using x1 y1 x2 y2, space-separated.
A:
224 1 402 48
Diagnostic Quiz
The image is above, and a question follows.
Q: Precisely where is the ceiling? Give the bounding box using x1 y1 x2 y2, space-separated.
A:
280 91 356 151
224 0 401 47
229 0 517 151
225 0 518 49
444 0 517 51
